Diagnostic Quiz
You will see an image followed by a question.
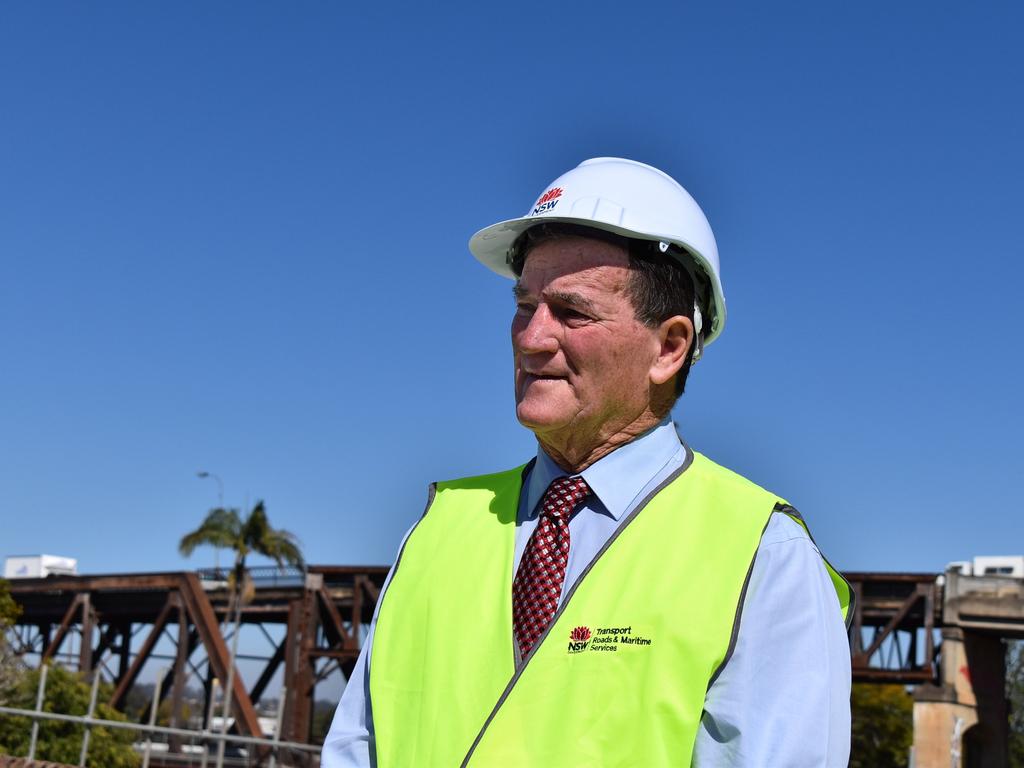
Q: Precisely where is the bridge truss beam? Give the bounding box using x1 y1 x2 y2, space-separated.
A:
6 566 388 754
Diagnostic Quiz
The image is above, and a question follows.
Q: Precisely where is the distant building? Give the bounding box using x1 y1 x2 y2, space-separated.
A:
946 555 1024 577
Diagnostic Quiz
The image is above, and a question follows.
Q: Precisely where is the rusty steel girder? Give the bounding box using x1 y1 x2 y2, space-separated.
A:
5 565 388 753
846 572 942 684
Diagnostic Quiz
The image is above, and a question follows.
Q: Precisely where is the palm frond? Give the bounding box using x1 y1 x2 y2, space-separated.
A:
179 507 242 557
236 501 304 567
180 500 303 573
259 528 305 567
241 501 270 548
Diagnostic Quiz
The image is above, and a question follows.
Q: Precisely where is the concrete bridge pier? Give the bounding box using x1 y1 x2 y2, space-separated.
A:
912 627 1007 767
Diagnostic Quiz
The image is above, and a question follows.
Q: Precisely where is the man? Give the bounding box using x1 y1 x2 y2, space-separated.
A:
324 157 853 766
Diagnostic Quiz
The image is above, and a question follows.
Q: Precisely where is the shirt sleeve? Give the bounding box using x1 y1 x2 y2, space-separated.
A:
322 519 420 768
321 631 375 768
692 513 852 767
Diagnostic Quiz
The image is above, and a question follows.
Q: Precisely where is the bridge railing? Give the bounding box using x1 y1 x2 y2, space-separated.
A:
196 565 306 588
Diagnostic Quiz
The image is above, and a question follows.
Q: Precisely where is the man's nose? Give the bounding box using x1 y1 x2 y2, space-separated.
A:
513 304 559 355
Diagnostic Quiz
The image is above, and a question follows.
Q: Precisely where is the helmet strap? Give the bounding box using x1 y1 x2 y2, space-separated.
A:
690 302 704 363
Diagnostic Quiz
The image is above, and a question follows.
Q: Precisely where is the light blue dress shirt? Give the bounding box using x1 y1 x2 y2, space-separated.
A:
323 420 851 766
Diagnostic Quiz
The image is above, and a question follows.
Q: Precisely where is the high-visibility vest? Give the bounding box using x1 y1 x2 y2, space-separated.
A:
369 451 851 767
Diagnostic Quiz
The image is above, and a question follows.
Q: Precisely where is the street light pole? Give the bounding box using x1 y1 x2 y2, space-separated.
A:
196 470 224 507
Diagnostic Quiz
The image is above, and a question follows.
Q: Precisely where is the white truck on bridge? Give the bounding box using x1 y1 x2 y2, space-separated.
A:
3 554 78 579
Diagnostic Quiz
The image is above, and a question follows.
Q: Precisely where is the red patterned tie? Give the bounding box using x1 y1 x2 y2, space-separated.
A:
512 475 591 656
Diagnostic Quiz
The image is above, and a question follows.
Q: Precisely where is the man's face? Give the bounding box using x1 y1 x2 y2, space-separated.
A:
511 237 662 447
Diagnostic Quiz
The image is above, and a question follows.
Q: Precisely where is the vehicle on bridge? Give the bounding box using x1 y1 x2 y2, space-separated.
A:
4 554 78 579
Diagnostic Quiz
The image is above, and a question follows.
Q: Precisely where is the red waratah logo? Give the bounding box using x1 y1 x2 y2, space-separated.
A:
531 187 563 216
536 188 563 205
570 626 592 642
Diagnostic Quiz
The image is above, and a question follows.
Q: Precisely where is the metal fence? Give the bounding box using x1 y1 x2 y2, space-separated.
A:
1 665 321 768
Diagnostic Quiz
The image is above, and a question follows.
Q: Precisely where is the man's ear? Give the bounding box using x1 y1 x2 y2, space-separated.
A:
649 315 694 386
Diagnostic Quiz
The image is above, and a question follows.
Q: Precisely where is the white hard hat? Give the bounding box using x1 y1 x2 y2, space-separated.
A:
468 157 726 346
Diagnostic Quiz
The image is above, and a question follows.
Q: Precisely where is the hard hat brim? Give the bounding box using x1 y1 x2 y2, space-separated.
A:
468 215 727 345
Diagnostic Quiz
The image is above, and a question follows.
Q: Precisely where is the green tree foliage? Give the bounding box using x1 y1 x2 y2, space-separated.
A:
0 579 20 627
1008 641 1024 767
0 579 24 702
0 664 139 767
850 682 913 768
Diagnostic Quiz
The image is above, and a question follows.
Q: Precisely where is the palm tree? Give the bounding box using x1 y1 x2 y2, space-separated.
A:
180 502 304 590
179 501 303 765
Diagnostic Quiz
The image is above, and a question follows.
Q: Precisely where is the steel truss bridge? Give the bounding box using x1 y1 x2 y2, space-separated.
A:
5 565 386 763
6 567 1021 761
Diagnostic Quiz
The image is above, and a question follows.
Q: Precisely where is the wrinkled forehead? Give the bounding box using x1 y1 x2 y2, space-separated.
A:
516 237 632 296
511 223 630 276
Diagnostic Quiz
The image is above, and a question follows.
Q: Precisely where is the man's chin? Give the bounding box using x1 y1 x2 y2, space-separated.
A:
515 403 571 434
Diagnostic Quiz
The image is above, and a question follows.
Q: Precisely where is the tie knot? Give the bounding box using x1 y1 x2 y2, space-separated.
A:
539 476 591 519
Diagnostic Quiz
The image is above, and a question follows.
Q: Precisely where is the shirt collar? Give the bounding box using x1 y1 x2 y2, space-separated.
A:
525 418 684 521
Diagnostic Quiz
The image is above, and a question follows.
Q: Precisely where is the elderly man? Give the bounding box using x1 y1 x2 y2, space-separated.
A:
324 158 853 767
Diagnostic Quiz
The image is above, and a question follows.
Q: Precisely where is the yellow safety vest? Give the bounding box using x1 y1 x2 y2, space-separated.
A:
369 451 851 767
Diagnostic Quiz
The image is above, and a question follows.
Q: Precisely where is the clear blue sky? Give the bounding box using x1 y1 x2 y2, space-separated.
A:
2 2 1021 577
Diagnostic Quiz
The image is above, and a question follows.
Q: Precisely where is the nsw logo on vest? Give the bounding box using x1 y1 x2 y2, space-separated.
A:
567 625 592 653
567 624 653 654
531 187 563 216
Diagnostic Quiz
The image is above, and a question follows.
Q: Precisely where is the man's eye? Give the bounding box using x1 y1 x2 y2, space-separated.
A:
560 308 590 322
516 302 535 314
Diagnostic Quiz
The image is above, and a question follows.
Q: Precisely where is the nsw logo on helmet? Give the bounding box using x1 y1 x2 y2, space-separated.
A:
531 187 563 216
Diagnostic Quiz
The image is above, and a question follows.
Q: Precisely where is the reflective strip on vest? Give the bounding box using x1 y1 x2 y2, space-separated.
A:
369 452 851 767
